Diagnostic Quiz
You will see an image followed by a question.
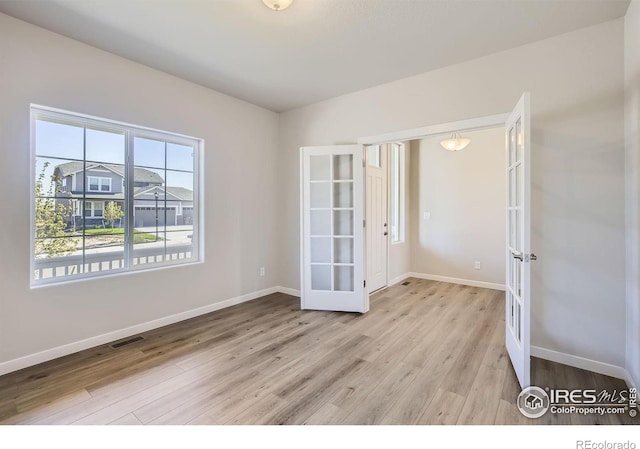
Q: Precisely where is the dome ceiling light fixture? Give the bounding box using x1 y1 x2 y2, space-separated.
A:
440 132 471 152
262 0 293 11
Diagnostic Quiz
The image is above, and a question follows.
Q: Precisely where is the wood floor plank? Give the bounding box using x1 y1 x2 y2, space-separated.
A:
416 388 466 425
456 320 508 425
185 413 218 425
456 364 506 425
0 280 632 426
341 361 422 424
494 399 530 425
108 413 142 425
302 403 349 425
224 394 289 425
2 389 92 425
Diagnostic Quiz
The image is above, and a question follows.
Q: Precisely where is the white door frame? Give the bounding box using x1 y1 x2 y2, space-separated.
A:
358 113 509 145
358 112 509 291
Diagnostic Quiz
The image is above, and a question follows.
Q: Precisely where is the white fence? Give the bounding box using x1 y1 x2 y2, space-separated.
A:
34 244 193 280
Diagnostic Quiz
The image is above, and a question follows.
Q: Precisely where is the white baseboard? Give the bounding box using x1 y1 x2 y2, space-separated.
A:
531 346 628 382
276 286 300 297
0 286 283 377
388 273 411 287
408 272 506 291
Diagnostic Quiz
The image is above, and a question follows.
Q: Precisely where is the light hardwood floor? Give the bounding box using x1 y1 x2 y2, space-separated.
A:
0 279 635 425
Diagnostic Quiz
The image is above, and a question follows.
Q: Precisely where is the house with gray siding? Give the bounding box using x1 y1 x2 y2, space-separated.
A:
53 162 192 228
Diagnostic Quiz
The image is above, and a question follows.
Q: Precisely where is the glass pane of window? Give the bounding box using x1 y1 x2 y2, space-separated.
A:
366 145 381 168
134 137 165 169
310 210 331 236
132 186 166 266
311 265 331 291
166 199 194 260
310 155 330 181
35 119 84 159
509 127 516 166
86 127 125 165
333 238 353 264
333 210 353 236
311 237 331 264
333 154 353 180
166 143 194 172
390 143 405 243
89 177 99 191
333 182 353 208
84 201 92 217
334 266 354 292
33 237 84 281
310 183 330 208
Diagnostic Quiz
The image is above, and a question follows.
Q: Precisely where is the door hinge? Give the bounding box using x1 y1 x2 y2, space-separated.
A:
363 219 366 227
364 280 366 288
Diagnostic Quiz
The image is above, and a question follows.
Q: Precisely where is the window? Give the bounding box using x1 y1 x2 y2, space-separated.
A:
88 177 111 192
31 105 202 286
366 145 381 168
390 143 405 243
84 201 104 218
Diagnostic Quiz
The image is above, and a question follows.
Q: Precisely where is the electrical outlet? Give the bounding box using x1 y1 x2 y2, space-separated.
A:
474 261 481 270
259 267 265 277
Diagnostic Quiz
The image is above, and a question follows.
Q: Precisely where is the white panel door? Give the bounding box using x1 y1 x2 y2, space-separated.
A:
365 145 388 293
505 93 532 389
301 145 368 313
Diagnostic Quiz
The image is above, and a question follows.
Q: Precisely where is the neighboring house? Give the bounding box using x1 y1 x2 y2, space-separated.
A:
133 185 194 227
53 162 192 228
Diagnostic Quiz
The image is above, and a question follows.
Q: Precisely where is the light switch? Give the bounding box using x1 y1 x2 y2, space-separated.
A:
423 211 431 220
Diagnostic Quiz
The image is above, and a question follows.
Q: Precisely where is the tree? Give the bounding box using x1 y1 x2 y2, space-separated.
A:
104 201 124 229
34 162 77 257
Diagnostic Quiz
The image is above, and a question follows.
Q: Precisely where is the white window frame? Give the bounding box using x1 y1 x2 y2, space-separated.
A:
390 142 405 244
87 176 112 192
30 104 204 287
84 201 105 218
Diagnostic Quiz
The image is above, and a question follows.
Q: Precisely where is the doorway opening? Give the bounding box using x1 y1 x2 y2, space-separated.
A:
364 142 408 294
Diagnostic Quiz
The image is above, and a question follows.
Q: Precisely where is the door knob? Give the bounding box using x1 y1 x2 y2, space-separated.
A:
512 251 523 261
530 253 537 261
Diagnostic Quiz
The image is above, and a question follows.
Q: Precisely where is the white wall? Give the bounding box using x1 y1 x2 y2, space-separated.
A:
625 0 640 388
279 19 626 368
0 14 280 368
411 128 505 286
387 141 411 283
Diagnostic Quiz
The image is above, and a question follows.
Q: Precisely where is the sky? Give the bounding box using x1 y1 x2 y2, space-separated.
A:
35 119 195 191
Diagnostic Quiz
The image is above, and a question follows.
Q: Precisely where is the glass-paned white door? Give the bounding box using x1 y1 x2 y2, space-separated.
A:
505 93 532 389
301 145 367 313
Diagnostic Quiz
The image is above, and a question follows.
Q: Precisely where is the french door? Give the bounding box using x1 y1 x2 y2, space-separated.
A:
505 93 532 389
300 145 368 313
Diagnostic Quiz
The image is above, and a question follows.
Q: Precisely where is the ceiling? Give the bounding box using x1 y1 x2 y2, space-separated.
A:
0 0 630 112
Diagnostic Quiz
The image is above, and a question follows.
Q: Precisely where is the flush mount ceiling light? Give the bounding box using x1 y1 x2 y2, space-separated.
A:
440 132 471 152
262 0 293 11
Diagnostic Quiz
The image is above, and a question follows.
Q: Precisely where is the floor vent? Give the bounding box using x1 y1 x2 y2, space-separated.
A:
111 336 144 349
401 281 411 286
